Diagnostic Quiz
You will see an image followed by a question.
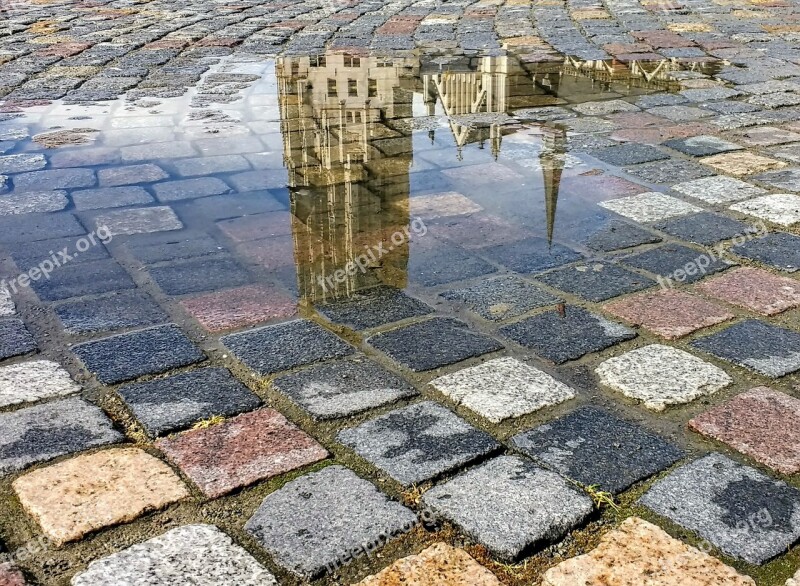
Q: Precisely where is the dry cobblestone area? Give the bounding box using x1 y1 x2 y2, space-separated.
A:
2 0 800 584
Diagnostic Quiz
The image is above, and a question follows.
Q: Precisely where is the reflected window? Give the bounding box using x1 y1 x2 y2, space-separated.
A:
368 78 377 97
344 54 360 67
327 78 337 97
310 55 326 67
348 79 358 96
377 58 393 67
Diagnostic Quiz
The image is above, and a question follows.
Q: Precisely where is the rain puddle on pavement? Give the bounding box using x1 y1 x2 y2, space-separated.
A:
0 51 719 311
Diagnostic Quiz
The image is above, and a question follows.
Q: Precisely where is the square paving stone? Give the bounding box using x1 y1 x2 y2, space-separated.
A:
180 283 296 332
512 406 684 494
647 105 714 121
0 287 13 317
583 219 662 252
596 344 733 411
217 211 291 242
71 186 153 210
13 447 188 545
125 232 224 264
367 317 503 372
702 152 787 176
421 456 593 561
0 360 80 408
409 191 483 219
499 306 636 364
752 168 800 192
0 212 85 243
430 357 575 423
690 387 800 475
481 237 583 274
672 175 767 204
440 275 561 321
664 135 744 156
118 368 261 437
696 267 800 316
222 319 355 375
536 263 655 302
691 319 800 378
318 286 433 330
653 212 754 246
624 159 714 185
409 239 498 286
731 194 800 227
11 169 96 191
589 144 670 166
599 192 703 223
148 256 252 296
71 525 277 586
621 243 734 285
604 289 735 339
157 409 328 498
0 190 69 215
732 232 800 272
152 177 232 202
640 452 800 565
338 401 500 486
0 397 122 476
356 542 502 586
543 517 757 586
7 235 110 271
55 290 168 334
92 206 183 236
244 465 417 578
272 357 417 420
0 319 37 361
73 324 206 384
29 259 136 302
97 164 168 187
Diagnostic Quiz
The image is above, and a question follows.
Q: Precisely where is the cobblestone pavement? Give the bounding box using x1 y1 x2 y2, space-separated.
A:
3 0 800 584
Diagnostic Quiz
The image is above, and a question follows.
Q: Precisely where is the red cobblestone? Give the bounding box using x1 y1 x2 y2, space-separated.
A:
696 267 800 316
180 283 296 332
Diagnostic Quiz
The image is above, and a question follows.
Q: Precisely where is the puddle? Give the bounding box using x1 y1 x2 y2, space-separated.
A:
0 50 712 307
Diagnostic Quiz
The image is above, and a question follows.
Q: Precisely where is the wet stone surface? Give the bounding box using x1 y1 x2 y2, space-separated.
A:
440 276 561 322
272 357 417 420
512 406 684 494
245 465 417 578
535 263 654 302
117 368 261 437
422 456 593 561
0 319 37 361
338 401 500 486
640 453 800 565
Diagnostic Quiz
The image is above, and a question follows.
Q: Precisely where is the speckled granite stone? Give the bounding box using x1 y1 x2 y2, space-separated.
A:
0 287 13 317
13 448 188 545
0 397 122 476
440 276 560 321
28 259 136 302
422 456 593 561
71 525 276 585
500 306 636 364
672 175 766 204
409 192 483 219
148 256 252 296
356 542 501 585
589 144 670 166
430 357 575 423
621 243 734 284
787 569 800 586
0 563 26 586
338 401 499 486
664 135 743 157
536 263 655 302
55 291 168 334
318 286 434 330
599 192 702 223
73 324 206 384
732 232 800 272
731 194 800 227
481 237 582 273
245 465 417 578
0 191 68 215
604 289 734 339
92 206 183 236
583 219 662 252
513 406 683 494
0 360 80 408
157 409 328 498
653 212 753 246
367 318 503 372
542 517 756 586
596 344 732 411
222 319 354 375
118 368 261 437
640 453 800 564
691 320 800 378
272 357 417 419
701 152 786 176
696 267 800 315
690 388 800 474
0 319 37 360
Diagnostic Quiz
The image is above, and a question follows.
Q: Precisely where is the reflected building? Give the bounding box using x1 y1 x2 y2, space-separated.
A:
276 52 418 303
